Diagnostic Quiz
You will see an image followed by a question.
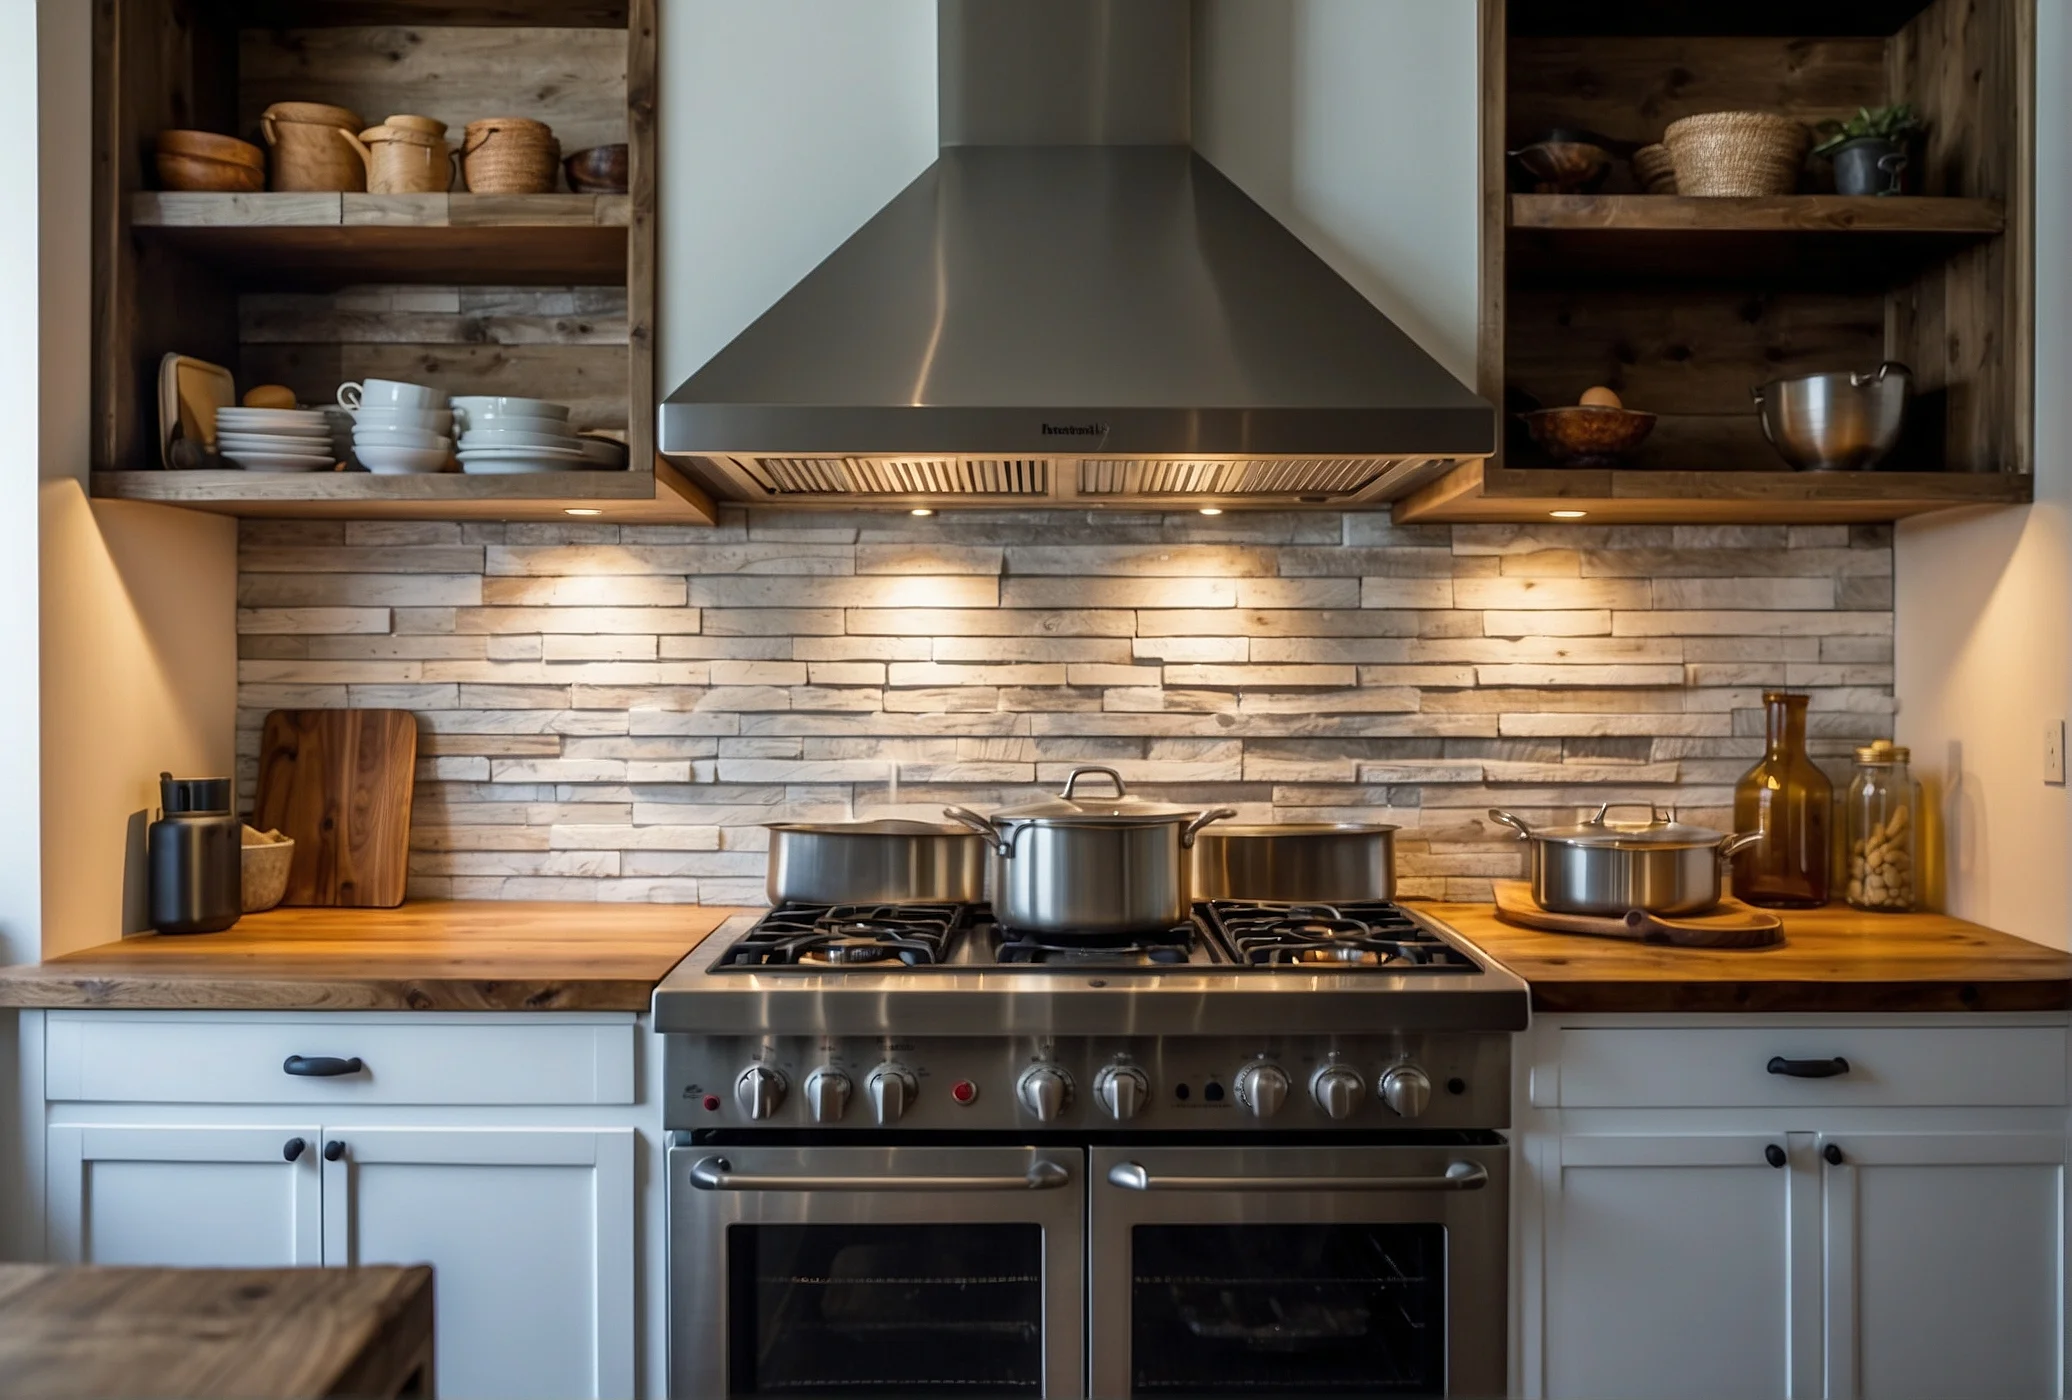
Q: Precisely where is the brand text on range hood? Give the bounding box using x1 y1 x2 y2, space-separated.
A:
659 0 1497 510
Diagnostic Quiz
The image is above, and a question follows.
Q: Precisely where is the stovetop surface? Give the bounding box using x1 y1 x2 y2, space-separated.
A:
707 900 1482 973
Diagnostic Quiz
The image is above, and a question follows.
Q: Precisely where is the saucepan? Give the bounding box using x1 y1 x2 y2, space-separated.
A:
1189 823 1398 903
947 767 1235 936
1489 804 1763 917
764 820 987 906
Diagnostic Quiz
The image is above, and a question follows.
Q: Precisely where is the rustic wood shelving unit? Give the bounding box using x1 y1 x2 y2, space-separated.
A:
1396 0 2035 526
89 0 714 524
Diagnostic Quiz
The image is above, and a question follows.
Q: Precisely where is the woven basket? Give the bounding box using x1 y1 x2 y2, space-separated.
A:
1631 143 1678 195
461 118 559 194
1663 112 1810 197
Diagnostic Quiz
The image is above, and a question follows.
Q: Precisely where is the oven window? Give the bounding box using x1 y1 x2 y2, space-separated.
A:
727 1223 1045 1396
1128 1223 1447 1396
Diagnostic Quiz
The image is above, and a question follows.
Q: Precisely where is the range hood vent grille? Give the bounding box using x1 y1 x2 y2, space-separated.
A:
745 456 1052 497
1079 458 1404 499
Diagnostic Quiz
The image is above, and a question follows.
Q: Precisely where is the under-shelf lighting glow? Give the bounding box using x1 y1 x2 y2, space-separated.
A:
564 508 604 516
1549 509 1588 519
1198 507 1224 516
911 508 935 517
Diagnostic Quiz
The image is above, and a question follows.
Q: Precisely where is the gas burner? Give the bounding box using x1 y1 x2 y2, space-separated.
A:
1204 900 1482 973
992 922 1210 967
711 902 970 969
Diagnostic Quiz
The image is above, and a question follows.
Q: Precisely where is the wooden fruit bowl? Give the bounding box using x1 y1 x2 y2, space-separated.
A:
1521 406 1657 467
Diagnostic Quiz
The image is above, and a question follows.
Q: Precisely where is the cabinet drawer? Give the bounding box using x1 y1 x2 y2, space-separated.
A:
1554 1025 2068 1109
44 1013 635 1105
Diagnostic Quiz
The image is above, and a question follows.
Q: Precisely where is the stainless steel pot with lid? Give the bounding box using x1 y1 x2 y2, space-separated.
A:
946 766 1236 935
1490 803 1763 917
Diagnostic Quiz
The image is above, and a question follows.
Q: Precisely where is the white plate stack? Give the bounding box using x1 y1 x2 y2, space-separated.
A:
214 406 339 473
454 396 586 475
340 379 454 475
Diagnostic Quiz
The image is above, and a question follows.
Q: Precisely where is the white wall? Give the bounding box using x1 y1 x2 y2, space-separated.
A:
657 0 938 389
1191 0 1481 386
1894 4 2070 948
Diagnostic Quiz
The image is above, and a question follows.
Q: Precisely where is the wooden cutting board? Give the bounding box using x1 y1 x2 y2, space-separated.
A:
1492 880 1784 949
252 710 418 908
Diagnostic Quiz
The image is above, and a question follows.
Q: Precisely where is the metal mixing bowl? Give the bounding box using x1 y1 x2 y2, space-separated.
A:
1752 362 1911 472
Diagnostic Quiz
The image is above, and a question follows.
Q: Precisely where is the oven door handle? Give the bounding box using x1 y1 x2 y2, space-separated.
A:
1105 1160 1490 1192
689 1156 1071 1192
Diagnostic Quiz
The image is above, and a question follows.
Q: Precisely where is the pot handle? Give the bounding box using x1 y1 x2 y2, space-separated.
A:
1179 807 1238 850
1593 801 1671 828
1850 361 1914 389
1059 765 1127 800
338 127 372 169
1488 809 1533 840
1717 831 1766 870
943 806 1012 858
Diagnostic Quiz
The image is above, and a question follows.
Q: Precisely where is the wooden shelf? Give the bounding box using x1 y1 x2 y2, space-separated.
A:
1393 461 2032 525
130 192 630 288
1507 0 1935 35
1509 194 2005 281
89 462 715 524
228 1 630 25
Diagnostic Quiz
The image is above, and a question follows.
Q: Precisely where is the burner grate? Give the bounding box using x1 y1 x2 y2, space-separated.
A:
711 903 969 969
991 921 1210 967
1204 901 1481 972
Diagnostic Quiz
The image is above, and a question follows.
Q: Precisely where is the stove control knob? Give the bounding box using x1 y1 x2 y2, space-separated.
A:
1310 1061 1366 1121
867 1065 916 1125
1017 1065 1072 1123
805 1069 853 1124
1094 1063 1149 1121
736 1064 788 1121
1379 1064 1433 1120
1235 1062 1290 1119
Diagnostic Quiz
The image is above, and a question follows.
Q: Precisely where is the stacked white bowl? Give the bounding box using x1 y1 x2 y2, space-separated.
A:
454 397 586 475
214 406 339 473
338 379 453 475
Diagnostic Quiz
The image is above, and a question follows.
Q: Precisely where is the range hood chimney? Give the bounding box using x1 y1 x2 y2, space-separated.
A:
659 0 1496 510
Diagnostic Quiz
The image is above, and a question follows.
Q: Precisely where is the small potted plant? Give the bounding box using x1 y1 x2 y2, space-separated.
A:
1812 104 1925 196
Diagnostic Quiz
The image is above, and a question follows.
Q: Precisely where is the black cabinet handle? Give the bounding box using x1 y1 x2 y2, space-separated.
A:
1767 1056 1850 1079
283 1055 364 1078
1823 1143 1845 1166
1765 1144 1787 1168
323 1140 345 1162
283 1137 306 1162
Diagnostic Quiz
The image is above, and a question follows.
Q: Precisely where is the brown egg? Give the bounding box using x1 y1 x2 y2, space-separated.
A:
1579 386 1624 410
242 384 298 409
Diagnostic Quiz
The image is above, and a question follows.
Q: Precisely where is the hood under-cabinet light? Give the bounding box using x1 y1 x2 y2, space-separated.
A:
565 508 604 516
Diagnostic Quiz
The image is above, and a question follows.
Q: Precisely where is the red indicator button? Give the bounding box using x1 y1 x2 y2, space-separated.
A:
702 1094 721 1112
951 1080 979 1105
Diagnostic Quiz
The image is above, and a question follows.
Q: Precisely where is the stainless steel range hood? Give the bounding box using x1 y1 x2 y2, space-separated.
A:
659 0 1497 511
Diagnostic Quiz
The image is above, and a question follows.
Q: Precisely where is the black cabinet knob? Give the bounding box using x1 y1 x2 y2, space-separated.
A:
282 1137 306 1162
322 1139 345 1162
1765 1143 1787 1168
1823 1143 1844 1166
1767 1056 1850 1079
284 1055 364 1078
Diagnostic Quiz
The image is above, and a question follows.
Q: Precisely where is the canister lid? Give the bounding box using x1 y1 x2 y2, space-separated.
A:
160 773 233 815
1854 738 1911 764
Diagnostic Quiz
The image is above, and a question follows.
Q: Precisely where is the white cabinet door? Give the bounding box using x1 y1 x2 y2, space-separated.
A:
1822 1131 2066 1400
45 1124 322 1266
1542 1133 1819 1400
321 1126 635 1400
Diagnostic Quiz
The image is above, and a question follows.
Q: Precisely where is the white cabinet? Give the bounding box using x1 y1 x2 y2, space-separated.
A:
46 1123 323 1267
1542 1134 1812 1400
323 1127 635 1400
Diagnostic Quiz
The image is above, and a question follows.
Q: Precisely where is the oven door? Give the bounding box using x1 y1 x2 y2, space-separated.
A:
671 1143 1087 1399
1089 1142 1506 1399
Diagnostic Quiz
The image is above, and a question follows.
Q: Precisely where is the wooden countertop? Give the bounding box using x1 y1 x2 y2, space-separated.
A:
1425 901 2072 1013
0 1264 432 1398
0 902 746 1012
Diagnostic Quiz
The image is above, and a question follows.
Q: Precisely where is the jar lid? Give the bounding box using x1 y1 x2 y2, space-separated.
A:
1854 737 1911 764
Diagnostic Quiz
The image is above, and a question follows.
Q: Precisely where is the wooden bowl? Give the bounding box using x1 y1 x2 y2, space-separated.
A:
157 129 264 168
1521 406 1657 467
563 143 628 194
156 152 265 193
1509 140 1613 194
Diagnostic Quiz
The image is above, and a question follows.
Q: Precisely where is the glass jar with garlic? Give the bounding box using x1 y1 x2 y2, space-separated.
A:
1844 740 1920 912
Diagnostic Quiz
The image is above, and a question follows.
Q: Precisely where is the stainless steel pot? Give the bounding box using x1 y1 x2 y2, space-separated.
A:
1189 823 1398 902
1752 362 1911 472
946 767 1235 935
765 820 987 906
1490 804 1764 917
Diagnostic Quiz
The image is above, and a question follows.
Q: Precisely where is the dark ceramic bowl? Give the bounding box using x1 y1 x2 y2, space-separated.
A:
1508 140 1613 194
563 143 628 194
1522 406 1657 467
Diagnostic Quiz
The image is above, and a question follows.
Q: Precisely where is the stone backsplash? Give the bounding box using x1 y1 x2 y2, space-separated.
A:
235 510 1895 904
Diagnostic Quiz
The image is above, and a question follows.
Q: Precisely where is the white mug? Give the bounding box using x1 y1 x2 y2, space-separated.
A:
338 378 448 411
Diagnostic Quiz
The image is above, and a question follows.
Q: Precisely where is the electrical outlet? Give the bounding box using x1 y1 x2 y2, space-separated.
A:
2047 721 2066 786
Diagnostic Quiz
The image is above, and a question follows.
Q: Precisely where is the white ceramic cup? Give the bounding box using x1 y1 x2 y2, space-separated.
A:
338 378 448 411
351 407 454 432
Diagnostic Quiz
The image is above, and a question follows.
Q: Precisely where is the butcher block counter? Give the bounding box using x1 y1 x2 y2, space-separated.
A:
0 902 747 1011
1426 900 2072 1013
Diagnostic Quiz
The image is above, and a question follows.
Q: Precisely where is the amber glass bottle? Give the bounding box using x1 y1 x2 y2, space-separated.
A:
1732 692 1833 907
